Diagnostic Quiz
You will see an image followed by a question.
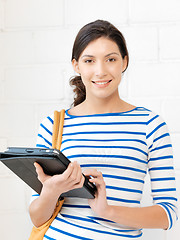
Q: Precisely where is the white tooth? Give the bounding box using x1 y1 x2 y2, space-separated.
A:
95 81 108 85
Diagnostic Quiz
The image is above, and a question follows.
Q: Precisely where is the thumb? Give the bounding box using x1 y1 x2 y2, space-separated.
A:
34 162 47 183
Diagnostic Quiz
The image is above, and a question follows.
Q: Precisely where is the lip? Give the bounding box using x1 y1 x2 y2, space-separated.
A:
91 80 112 88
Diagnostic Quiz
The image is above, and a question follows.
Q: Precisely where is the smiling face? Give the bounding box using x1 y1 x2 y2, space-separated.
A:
72 37 127 102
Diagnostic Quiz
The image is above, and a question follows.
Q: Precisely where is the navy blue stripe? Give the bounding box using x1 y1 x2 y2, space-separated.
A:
147 115 159 125
55 217 142 238
146 122 166 139
47 116 53 124
68 154 147 164
148 144 153 150
32 194 39 197
87 216 114 223
63 131 146 136
148 155 173 162
153 197 177 201
149 166 174 171
36 144 49 149
44 235 56 240
107 196 140 204
157 203 173 229
103 174 144 183
61 214 96 223
64 122 147 128
37 133 52 146
62 138 147 146
153 133 170 143
152 188 176 193
151 177 175 182
65 108 148 118
80 163 146 174
49 225 93 240
40 123 52 136
160 202 178 219
150 144 172 152
62 145 148 156
106 185 143 194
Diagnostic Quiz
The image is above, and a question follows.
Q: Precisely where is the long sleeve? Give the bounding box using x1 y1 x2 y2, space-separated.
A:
36 115 54 149
146 111 178 229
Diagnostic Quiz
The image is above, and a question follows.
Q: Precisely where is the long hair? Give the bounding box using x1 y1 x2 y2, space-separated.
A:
70 20 129 106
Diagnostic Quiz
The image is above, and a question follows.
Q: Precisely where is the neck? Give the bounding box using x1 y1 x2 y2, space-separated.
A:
81 93 124 115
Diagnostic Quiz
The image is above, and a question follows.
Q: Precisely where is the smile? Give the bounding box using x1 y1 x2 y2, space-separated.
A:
92 80 112 86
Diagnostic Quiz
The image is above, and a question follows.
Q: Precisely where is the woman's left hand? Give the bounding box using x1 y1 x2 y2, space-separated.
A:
83 169 110 217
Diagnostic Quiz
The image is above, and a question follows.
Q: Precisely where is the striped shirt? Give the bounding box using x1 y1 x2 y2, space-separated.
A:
32 107 178 240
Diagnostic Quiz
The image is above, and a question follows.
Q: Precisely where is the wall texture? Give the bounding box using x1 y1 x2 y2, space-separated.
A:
0 0 179 239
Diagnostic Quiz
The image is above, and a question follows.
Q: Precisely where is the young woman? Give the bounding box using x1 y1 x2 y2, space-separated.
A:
29 20 178 239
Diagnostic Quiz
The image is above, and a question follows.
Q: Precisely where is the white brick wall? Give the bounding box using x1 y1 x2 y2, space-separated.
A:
0 0 179 239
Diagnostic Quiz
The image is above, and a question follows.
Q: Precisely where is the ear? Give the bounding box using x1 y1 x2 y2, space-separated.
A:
72 59 80 74
122 55 128 72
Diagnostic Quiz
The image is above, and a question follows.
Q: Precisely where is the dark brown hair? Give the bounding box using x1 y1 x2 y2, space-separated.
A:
70 19 129 106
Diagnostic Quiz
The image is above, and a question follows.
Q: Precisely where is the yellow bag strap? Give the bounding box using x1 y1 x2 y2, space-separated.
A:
52 109 65 150
28 109 65 240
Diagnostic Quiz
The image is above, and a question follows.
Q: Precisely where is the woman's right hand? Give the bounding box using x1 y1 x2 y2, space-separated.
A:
29 161 84 227
34 161 84 198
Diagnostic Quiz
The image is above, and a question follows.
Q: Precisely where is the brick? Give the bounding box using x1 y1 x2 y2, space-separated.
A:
0 211 32 240
122 26 158 61
0 32 34 64
65 0 128 26
0 1 4 30
0 162 13 176
129 0 180 23
8 137 36 148
0 67 4 101
4 0 63 28
127 97 163 115
0 103 35 138
4 65 64 101
128 62 180 97
161 99 180 132
0 177 27 211
160 25 180 60
33 29 77 63
0 138 7 151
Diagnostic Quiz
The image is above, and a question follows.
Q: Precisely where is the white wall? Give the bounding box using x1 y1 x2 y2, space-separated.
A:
0 0 179 239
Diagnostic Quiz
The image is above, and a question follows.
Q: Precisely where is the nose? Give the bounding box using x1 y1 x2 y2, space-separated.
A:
95 61 107 78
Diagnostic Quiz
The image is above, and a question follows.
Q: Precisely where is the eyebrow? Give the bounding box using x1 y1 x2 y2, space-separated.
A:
81 52 120 59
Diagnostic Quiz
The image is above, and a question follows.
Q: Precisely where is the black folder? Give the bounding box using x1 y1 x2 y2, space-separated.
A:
0 147 96 199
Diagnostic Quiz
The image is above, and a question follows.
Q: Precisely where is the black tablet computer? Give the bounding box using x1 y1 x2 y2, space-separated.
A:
0 147 96 199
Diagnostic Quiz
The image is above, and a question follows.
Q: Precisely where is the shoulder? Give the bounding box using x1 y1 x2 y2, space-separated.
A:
40 114 54 127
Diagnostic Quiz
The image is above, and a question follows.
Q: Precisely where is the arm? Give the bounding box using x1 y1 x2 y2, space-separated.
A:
84 169 169 229
29 161 84 227
84 113 178 230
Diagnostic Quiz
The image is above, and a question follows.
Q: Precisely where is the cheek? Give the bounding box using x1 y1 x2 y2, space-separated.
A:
80 68 93 81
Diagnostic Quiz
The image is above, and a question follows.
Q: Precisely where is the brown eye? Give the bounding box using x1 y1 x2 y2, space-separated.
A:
84 59 93 63
108 58 116 62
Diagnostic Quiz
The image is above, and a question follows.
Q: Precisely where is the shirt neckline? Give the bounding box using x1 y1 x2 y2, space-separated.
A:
65 107 142 118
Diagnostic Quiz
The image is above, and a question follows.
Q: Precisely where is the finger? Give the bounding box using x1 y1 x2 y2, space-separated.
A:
73 174 85 189
83 169 103 179
61 162 74 180
83 168 99 177
89 177 104 186
70 162 82 183
34 162 47 182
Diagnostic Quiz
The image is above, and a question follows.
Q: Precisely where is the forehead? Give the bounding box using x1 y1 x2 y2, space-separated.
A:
81 37 120 56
